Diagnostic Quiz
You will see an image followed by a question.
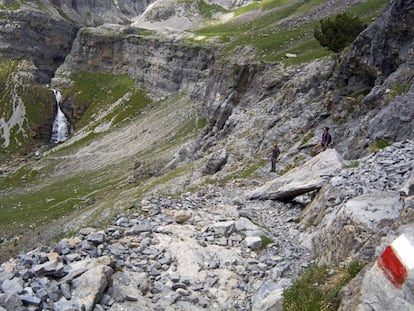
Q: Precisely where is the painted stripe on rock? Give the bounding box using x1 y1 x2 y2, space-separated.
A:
378 245 407 288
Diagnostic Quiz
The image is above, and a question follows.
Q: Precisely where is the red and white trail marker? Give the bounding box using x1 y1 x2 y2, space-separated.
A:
377 234 414 288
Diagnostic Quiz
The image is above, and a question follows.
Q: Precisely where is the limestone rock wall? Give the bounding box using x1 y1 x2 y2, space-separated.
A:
0 10 77 83
326 0 414 157
53 26 216 98
47 0 154 26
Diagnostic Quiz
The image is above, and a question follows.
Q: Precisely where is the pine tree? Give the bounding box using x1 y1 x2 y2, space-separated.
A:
314 13 365 53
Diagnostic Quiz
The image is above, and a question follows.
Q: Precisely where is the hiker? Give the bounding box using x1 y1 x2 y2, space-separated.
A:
270 143 280 172
313 127 332 153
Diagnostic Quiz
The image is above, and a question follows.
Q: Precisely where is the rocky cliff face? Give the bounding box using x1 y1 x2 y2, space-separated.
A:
327 0 414 157
53 26 216 97
49 0 153 25
0 9 77 83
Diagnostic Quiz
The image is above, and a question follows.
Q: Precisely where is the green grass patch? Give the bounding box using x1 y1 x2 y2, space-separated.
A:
301 131 315 145
223 159 267 182
347 260 366 278
0 2 21 10
346 0 389 22
198 0 228 18
47 131 102 157
282 265 330 311
282 261 366 311
129 163 193 199
389 81 411 98
199 158 267 188
344 160 359 168
370 138 392 152
260 235 274 248
0 163 123 240
67 71 148 130
103 90 151 126
56 7 70 21
195 0 387 64
171 116 208 143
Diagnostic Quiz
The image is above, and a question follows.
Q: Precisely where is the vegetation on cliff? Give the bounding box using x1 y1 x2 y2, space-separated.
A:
0 59 55 161
194 0 388 64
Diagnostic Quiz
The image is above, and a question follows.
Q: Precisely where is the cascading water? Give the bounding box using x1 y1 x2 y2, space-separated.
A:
50 89 70 143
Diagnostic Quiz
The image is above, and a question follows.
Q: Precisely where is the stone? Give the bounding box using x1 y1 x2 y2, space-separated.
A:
313 192 403 265
202 149 228 175
60 283 71 300
52 297 84 311
213 221 235 236
251 279 292 311
71 265 113 311
19 294 41 306
173 211 192 224
247 149 343 201
400 169 414 197
107 243 127 257
0 293 22 310
1 278 24 295
86 232 106 245
131 223 152 234
245 237 262 250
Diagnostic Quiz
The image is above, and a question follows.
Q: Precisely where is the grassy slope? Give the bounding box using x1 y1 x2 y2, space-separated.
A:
0 70 205 259
195 0 388 64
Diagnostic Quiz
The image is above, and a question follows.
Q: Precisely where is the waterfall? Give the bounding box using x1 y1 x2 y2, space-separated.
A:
50 89 70 143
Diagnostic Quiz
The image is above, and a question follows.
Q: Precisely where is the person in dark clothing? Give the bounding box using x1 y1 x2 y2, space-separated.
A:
270 143 280 172
313 127 332 153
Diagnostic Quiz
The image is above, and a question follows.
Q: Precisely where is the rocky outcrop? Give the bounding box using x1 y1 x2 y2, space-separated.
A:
303 140 414 268
367 90 414 142
313 192 402 265
322 0 414 158
332 0 414 93
247 149 343 201
132 0 201 31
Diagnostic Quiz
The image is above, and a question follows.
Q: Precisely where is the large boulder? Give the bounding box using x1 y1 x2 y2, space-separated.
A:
71 265 113 311
202 149 228 175
313 192 403 265
247 149 343 201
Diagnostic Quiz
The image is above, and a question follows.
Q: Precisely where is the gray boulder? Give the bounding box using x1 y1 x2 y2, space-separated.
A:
251 279 292 311
247 149 343 201
202 149 228 175
71 265 113 311
313 192 403 265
